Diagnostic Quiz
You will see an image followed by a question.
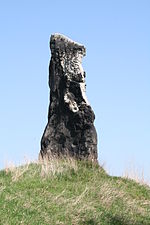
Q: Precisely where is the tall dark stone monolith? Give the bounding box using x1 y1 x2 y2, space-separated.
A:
40 34 97 160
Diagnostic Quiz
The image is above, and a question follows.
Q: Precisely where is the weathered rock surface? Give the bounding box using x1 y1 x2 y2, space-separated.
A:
40 33 97 160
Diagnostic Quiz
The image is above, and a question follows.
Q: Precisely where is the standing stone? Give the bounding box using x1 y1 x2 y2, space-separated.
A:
40 34 97 160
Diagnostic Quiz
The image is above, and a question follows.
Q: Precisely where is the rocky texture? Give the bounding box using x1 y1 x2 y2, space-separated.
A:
40 34 97 160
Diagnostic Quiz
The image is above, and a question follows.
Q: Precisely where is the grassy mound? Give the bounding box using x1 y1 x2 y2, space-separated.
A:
0 158 150 225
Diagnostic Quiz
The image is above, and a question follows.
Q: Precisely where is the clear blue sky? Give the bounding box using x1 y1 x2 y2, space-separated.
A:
0 1 150 180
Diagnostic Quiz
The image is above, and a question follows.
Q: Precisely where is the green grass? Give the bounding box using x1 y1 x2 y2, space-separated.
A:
0 157 150 225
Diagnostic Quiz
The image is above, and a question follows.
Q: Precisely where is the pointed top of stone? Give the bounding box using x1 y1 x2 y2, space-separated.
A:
50 33 86 55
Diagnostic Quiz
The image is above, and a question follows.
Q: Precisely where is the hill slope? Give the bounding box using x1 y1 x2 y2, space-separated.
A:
0 158 150 225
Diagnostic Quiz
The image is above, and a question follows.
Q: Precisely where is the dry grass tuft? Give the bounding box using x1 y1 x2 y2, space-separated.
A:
39 154 78 177
123 164 150 186
5 160 34 182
